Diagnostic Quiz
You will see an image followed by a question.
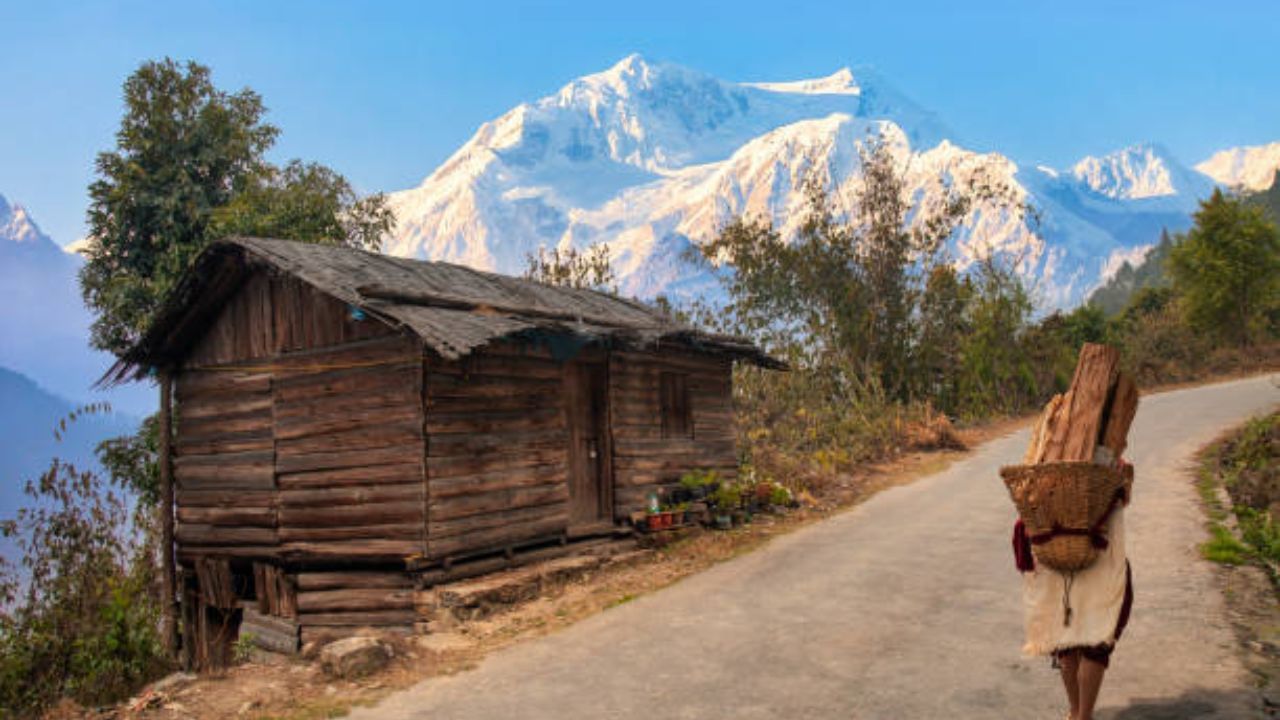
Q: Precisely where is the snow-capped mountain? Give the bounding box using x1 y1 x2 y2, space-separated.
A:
0 194 152 416
1196 142 1280 192
1069 143 1213 201
385 55 1270 309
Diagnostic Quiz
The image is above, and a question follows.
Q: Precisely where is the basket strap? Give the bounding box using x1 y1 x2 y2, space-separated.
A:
1028 487 1128 550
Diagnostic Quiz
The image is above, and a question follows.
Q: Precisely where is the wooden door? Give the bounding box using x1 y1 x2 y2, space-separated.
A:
564 361 611 529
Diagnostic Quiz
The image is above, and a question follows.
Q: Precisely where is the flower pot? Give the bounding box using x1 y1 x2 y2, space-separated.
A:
646 514 662 531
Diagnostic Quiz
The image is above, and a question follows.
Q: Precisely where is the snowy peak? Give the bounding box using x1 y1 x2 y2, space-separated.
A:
1195 142 1280 191
745 67 860 96
1069 143 1205 200
0 194 52 246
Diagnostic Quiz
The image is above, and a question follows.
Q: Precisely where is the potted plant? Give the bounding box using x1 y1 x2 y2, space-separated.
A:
646 508 662 531
709 484 741 530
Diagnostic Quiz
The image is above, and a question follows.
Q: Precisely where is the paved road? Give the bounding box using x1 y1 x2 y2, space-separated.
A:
354 375 1280 720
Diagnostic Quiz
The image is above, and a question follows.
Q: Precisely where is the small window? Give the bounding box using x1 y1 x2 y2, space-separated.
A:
660 372 692 438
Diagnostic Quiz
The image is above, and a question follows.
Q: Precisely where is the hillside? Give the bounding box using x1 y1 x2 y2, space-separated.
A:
0 366 137 516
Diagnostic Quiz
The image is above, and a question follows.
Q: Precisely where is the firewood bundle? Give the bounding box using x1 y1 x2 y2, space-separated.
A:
1002 343 1139 572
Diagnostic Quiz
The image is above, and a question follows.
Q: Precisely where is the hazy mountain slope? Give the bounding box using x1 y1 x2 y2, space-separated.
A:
0 366 136 518
0 195 153 416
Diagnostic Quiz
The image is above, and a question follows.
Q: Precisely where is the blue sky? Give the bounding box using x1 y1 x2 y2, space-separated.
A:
2 0 1277 245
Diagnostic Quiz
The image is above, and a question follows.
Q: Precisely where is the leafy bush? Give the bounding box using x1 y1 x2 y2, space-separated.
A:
0 415 167 716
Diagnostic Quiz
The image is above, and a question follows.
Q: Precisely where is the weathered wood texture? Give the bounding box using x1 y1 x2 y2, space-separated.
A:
608 350 738 515
1024 343 1138 465
274 337 426 562
425 342 571 560
292 569 416 641
175 368 278 558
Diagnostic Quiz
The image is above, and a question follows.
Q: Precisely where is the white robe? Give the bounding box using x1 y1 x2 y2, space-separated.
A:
1022 507 1130 656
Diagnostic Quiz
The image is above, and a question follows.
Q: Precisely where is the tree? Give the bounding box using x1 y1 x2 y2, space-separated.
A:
1168 189 1280 347
81 59 278 357
81 59 394 357
211 160 393 251
523 244 617 293
703 135 1024 401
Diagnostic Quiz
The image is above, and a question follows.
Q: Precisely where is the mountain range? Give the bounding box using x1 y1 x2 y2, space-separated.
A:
384 55 1280 308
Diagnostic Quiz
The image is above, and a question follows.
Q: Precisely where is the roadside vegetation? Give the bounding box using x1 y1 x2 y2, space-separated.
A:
2 54 1279 717
1198 411 1280 572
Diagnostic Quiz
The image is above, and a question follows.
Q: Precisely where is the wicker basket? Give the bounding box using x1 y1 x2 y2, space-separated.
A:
1000 461 1132 572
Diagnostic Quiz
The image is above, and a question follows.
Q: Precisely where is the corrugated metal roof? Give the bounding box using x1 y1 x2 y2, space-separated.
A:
107 236 783 383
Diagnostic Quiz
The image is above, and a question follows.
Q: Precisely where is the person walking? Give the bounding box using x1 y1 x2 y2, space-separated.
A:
1013 457 1134 720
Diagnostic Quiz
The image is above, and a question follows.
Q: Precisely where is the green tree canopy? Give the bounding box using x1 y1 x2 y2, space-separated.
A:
1168 189 1280 347
81 59 392 358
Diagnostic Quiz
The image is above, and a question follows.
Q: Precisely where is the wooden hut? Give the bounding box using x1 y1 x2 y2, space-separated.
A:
110 236 780 657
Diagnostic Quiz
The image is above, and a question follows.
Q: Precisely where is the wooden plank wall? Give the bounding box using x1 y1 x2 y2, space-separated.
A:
175 369 277 559
174 270 426 566
425 342 571 560
609 350 738 515
292 570 417 645
274 337 426 563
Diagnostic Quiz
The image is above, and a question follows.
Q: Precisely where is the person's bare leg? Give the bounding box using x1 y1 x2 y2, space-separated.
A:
1058 651 1081 719
1076 655 1107 720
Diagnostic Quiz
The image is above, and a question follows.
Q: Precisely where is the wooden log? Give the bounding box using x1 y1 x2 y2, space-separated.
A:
176 506 276 527
296 610 416 627
273 389 416 421
425 408 562 435
427 448 567 480
276 462 423 490
275 421 422 456
177 394 272 421
159 371 177 659
429 516 568 558
1039 343 1121 463
430 485 568 522
295 572 414 592
177 431 274 456
296 588 415 613
428 429 565 458
274 405 420 440
430 464 565 499
1100 373 1139 458
272 365 418 402
426 372 560 399
240 607 299 654
279 501 423 527
280 483 421 508
275 445 422 475
430 504 569 541
176 489 275 508
280 539 422 562
278 523 423 543
175 370 270 400
178 524 277 547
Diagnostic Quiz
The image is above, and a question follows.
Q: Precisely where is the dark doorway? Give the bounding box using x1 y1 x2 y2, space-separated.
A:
564 361 612 531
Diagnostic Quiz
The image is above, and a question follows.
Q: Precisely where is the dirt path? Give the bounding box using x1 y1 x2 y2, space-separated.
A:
351 375 1280 720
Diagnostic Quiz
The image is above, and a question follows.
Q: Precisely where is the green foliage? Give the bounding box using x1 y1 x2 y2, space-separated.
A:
1201 525 1250 565
1245 170 1280 226
1199 412 1280 569
95 413 161 507
523 244 617 293
82 59 277 357
679 469 719 491
81 58 394 358
1088 229 1176 316
708 484 742 511
211 160 393 251
1168 189 1280 347
233 632 258 664
0 412 167 715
